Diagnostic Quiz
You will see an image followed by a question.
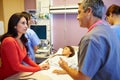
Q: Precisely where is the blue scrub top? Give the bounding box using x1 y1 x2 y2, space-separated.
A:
78 23 120 80
111 24 120 40
26 28 41 62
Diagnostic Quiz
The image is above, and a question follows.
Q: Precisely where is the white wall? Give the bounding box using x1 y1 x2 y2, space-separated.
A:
36 0 51 44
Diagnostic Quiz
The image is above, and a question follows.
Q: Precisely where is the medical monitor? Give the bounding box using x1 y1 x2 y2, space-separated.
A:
30 25 47 40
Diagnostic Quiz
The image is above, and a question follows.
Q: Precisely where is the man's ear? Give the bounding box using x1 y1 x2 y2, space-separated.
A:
87 7 92 15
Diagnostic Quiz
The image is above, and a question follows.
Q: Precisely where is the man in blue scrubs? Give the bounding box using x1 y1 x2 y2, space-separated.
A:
58 0 120 80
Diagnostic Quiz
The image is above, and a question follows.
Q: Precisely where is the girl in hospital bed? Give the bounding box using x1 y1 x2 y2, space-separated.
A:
46 46 78 74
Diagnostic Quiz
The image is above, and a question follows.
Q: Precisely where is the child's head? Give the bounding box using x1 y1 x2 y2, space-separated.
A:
62 46 75 57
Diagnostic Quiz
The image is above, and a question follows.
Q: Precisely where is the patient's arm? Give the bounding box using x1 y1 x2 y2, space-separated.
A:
52 69 67 74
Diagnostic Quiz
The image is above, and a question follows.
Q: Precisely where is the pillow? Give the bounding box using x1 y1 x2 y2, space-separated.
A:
55 48 63 54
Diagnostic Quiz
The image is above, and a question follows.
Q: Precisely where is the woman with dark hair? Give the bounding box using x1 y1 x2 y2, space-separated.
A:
106 4 120 40
0 13 49 80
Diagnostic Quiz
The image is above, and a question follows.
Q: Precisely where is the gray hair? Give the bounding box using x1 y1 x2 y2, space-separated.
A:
82 0 105 19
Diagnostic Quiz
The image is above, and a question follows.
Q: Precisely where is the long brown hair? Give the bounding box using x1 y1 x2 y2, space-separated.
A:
0 13 28 51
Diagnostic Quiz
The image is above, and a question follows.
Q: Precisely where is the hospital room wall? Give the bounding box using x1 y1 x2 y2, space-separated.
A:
0 0 24 33
24 0 36 10
51 0 120 50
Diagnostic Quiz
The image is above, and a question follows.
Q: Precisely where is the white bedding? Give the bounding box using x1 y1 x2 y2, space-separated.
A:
39 46 79 80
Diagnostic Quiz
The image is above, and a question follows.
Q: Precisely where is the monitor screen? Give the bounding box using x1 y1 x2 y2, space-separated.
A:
30 25 47 39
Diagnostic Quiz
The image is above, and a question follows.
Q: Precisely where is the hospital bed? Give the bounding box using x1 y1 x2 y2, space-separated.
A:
5 46 78 80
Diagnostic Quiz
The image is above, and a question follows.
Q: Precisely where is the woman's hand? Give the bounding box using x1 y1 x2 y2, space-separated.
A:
40 63 49 70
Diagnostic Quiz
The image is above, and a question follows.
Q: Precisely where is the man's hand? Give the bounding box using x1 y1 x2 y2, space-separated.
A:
58 57 68 70
52 69 67 74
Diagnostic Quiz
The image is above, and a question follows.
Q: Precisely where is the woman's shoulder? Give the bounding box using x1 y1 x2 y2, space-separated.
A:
2 37 16 43
4 37 15 40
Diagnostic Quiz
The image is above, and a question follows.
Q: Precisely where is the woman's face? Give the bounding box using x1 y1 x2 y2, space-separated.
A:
62 47 72 57
16 17 28 35
106 13 114 25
